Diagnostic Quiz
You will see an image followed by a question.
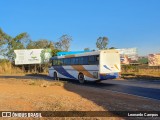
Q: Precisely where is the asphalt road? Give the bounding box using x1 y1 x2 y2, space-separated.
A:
83 79 160 101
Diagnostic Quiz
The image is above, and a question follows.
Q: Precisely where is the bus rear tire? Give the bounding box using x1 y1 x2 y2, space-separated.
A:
78 73 85 84
54 72 58 80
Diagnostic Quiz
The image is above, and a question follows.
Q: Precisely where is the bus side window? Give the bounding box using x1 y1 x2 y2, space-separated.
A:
79 57 83 65
62 59 64 65
95 55 99 64
59 59 63 65
75 57 79 65
64 59 67 65
63 58 70 65
88 56 95 65
83 56 88 65
66 58 71 65
71 58 75 65
53 60 57 66
57 59 60 65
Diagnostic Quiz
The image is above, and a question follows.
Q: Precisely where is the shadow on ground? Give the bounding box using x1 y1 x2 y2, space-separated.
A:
0 74 52 80
0 75 31 79
122 74 160 80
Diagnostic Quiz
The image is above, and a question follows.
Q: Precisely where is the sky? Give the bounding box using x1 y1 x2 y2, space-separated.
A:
0 0 160 56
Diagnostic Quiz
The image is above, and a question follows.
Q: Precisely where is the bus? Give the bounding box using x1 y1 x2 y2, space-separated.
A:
49 49 121 83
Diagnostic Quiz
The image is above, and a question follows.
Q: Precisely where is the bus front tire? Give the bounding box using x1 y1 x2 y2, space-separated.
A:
54 72 58 80
78 73 85 84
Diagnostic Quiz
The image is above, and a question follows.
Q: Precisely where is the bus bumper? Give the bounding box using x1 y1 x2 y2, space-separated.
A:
99 73 119 80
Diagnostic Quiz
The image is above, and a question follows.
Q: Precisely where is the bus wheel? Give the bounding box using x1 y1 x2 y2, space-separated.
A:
78 73 85 84
54 72 58 80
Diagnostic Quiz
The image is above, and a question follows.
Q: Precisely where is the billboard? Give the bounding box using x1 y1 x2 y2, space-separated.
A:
14 49 52 65
116 48 138 64
148 54 160 66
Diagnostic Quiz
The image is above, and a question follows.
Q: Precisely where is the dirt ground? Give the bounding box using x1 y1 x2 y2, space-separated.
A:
0 75 123 120
0 75 159 120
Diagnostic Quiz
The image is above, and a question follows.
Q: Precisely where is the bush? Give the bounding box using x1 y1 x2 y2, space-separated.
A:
0 59 23 74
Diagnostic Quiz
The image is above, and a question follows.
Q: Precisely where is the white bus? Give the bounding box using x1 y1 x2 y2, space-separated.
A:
49 49 121 83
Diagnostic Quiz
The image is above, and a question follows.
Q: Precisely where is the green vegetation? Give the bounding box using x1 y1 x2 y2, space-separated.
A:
0 28 74 74
1 27 112 60
96 36 109 50
138 57 148 64
84 48 90 51
0 29 29 61
0 28 73 60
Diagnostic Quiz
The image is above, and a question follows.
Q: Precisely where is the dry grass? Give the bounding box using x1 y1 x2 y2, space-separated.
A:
138 69 160 76
27 79 66 87
122 66 160 78
0 62 24 74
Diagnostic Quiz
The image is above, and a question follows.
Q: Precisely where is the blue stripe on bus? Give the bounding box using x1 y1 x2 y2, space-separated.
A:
100 73 119 80
53 66 76 79
103 65 112 71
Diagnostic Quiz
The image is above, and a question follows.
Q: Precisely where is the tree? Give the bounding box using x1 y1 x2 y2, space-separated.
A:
27 39 54 50
0 28 5 42
54 41 62 50
84 48 90 51
26 40 36 49
35 39 52 49
51 49 62 57
0 28 9 56
27 39 55 57
109 47 116 49
0 28 30 60
0 28 11 42
6 32 30 61
48 41 54 50
96 36 109 50
59 34 72 51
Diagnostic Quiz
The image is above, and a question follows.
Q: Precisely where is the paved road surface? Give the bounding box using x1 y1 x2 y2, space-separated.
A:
83 79 160 101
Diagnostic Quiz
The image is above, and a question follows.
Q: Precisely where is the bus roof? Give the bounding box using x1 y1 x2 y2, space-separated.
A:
50 49 119 60
56 50 91 56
